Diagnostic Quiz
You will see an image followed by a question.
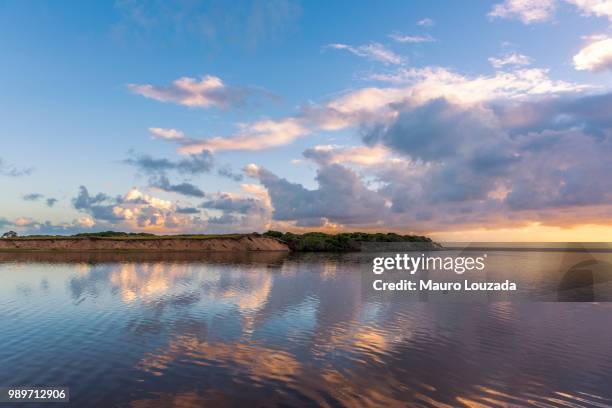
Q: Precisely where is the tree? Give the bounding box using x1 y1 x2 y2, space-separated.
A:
2 231 17 238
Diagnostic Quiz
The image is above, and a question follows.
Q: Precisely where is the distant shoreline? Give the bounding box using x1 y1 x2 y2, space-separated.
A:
441 245 612 253
0 231 436 252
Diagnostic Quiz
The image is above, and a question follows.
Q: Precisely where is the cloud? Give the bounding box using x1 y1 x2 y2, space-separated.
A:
326 42 403 65
176 207 200 214
489 0 557 23
389 33 436 44
417 18 435 26
172 65 588 155
22 193 58 207
573 37 612 71
149 175 205 198
179 118 308 153
128 75 262 109
14 217 35 226
566 0 612 21
488 53 532 68
11 183 272 235
71 186 207 232
364 98 506 161
72 186 123 222
366 66 588 101
123 151 212 198
197 186 273 232
490 0 612 24
302 144 398 167
201 193 263 214
149 127 185 140
113 0 301 50
123 151 214 175
217 164 244 181
0 218 12 229
0 157 33 177
22 193 43 201
247 163 387 226
241 89 612 233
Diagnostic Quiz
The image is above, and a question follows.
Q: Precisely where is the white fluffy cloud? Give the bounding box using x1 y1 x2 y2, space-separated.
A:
567 0 612 21
490 0 612 23
573 37 612 71
128 75 251 109
302 144 398 167
158 66 587 155
179 118 308 153
66 185 272 234
149 127 185 140
366 67 587 103
489 0 557 24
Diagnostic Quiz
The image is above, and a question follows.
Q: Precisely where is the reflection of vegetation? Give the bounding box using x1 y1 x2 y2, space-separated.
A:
263 231 433 252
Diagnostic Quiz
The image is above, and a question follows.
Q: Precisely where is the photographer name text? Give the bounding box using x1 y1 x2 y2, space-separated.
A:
371 254 517 292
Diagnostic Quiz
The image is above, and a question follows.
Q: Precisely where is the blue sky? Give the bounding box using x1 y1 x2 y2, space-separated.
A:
2 0 612 240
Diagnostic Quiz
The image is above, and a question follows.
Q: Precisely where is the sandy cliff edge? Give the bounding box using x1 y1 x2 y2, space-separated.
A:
0 235 290 252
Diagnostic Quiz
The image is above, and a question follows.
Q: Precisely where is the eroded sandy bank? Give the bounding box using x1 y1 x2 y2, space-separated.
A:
0 235 290 252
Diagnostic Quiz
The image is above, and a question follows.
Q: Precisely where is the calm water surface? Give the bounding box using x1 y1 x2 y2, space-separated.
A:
1 251 612 407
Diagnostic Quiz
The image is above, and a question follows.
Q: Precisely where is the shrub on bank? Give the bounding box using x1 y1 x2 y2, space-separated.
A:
263 231 432 252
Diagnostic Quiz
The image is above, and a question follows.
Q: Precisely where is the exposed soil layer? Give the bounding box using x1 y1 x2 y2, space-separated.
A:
0 236 290 252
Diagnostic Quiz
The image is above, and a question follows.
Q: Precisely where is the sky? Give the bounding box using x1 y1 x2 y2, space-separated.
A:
1 0 612 241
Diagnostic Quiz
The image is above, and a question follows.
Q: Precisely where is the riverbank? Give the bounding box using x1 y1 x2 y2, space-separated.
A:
0 235 289 252
0 231 437 252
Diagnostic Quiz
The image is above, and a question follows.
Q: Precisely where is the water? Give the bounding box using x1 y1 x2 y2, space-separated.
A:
1 251 612 407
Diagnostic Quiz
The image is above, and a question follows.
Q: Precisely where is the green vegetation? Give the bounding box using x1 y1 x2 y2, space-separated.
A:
263 231 433 252
2 230 435 252
1 230 18 238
